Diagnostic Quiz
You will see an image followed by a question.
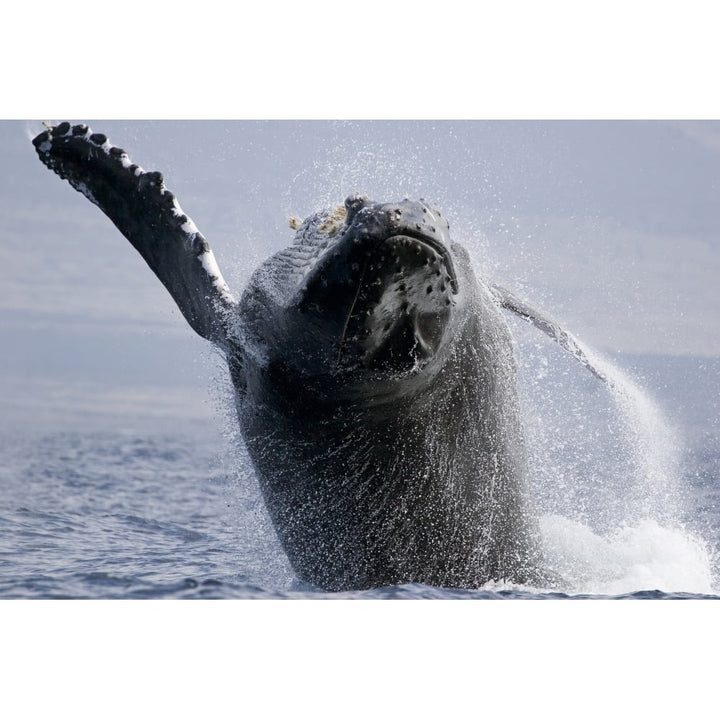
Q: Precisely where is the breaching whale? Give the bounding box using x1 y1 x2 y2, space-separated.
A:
33 123 606 591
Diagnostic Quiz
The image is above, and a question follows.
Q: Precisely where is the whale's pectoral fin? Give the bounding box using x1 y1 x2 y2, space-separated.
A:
491 284 609 384
33 122 237 351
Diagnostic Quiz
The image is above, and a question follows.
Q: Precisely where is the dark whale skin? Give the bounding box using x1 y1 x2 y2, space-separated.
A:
235 197 543 591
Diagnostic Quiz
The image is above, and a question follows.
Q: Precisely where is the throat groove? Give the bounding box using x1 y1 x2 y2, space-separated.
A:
335 258 370 369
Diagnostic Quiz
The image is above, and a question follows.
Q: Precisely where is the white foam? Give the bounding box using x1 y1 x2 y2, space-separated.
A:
540 514 716 595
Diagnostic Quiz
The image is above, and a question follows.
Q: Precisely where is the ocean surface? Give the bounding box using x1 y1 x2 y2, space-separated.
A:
2 330 719 600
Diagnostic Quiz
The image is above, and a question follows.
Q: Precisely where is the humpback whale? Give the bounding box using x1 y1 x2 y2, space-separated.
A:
33 123 605 591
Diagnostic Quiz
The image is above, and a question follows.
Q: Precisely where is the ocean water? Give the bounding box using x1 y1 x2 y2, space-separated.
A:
2 331 719 600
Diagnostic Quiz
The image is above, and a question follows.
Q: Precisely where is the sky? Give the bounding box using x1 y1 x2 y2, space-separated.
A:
2 119 720 429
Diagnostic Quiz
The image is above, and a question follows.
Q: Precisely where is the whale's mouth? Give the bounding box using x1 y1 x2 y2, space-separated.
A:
384 232 459 295
333 232 457 374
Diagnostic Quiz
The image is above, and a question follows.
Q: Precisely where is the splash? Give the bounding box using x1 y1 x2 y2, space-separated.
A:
514 323 717 595
582 342 684 525
540 515 715 595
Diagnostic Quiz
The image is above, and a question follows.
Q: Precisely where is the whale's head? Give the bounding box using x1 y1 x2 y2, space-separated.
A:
239 195 473 398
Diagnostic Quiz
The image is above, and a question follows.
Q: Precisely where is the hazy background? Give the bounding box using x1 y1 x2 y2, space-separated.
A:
2 119 720 442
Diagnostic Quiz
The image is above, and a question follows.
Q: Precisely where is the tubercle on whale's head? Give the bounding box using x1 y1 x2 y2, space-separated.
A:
334 193 458 294
286 195 464 379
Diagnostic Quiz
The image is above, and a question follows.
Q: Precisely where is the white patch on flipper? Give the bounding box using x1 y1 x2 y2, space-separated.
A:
120 155 144 175
167 194 201 236
75 181 97 205
159 183 236 302
182 218 200 235
86 134 143 175
199 249 236 301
